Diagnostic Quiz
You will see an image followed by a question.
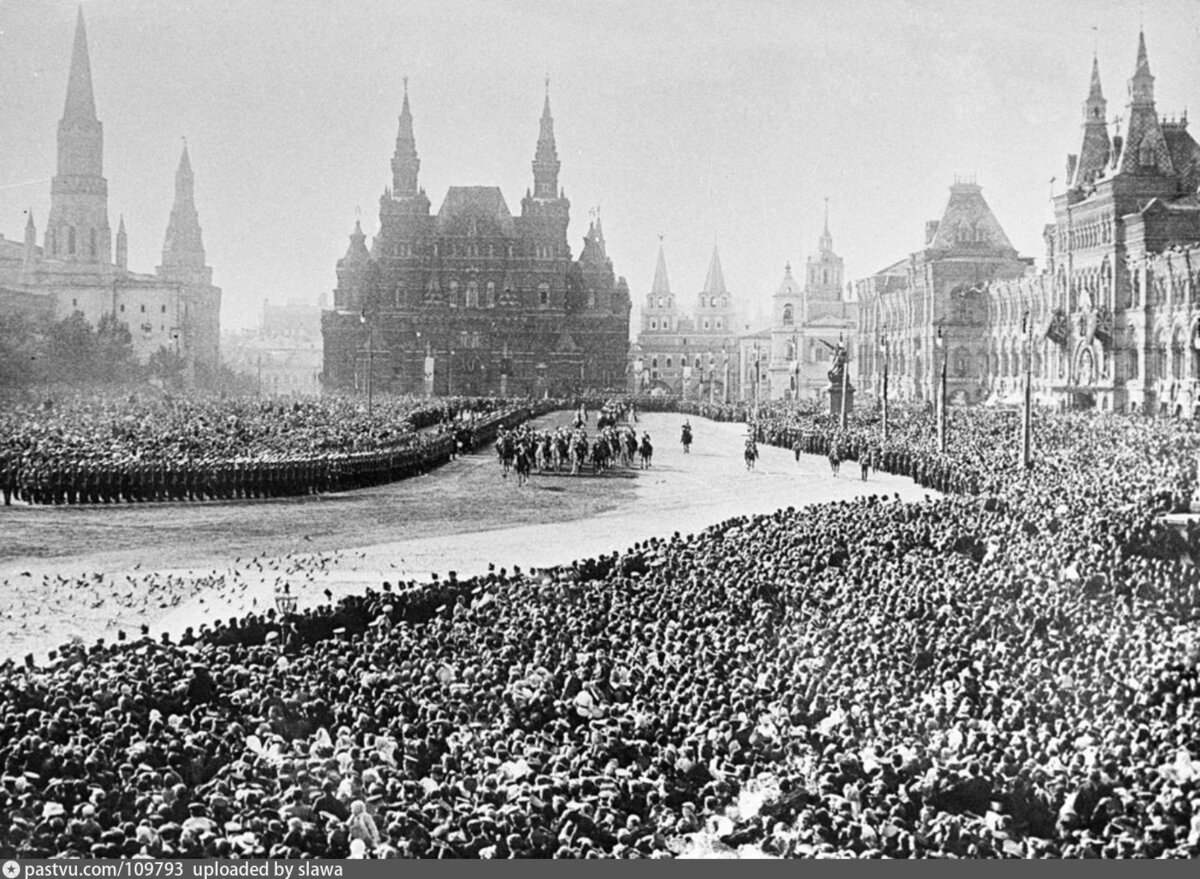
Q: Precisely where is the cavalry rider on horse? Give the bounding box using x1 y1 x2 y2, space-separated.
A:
639 432 654 469
744 431 758 471
680 420 693 454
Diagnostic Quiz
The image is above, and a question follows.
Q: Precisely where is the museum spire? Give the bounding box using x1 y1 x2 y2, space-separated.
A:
532 78 561 199
392 78 421 196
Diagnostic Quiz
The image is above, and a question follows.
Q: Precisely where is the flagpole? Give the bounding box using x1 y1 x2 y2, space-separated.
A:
881 335 889 444
936 324 946 453
1022 310 1033 469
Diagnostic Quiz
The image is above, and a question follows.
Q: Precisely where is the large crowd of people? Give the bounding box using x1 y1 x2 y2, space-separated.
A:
3 397 1200 858
0 396 546 505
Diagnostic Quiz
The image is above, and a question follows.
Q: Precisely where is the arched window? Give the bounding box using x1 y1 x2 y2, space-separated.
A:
448 280 460 307
486 281 496 307
657 297 664 308
466 282 479 309
666 357 673 368
1154 331 1167 380
1172 327 1184 379
1128 347 1139 380
651 357 658 369
538 283 550 308
650 320 657 331
782 304 794 326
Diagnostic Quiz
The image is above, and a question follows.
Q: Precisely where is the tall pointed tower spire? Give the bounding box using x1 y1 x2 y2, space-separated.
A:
642 238 677 334
46 7 110 264
651 241 670 299
701 244 727 296
1118 30 1171 175
22 211 37 271
115 215 127 270
64 7 96 121
1071 54 1111 188
159 143 211 284
391 78 421 196
819 197 833 252
1130 29 1154 105
696 243 733 333
532 77 561 199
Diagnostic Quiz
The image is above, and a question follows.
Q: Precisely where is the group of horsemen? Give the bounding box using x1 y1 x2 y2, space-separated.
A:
493 402 772 483
494 404 654 485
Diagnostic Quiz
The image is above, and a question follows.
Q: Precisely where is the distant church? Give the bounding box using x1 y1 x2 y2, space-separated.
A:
629 208 855 405
0 9 221 373
630 241 741 402
321 83 631 397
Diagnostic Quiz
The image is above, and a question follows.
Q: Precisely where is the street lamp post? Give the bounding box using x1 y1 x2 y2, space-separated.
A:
274 588 298 649
1021 310 1033 469
935 321 947 453
880 332 890 444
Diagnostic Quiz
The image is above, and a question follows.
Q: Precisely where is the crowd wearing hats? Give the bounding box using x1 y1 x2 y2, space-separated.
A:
3 400 1200 858
0 396 550 506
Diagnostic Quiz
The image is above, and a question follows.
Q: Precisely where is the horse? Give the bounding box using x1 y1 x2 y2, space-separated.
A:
515 443 532 487
571 436 588 475
744 440 758 471
591 440 609 475
681 424 693 454
639 436 653 469
496 434 515 477
623 431 638 467
554 434 569 473
537 435 552 472
828 446 841 476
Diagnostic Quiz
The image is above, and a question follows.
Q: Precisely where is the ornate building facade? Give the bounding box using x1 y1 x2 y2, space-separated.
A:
0 10 221 373
987 33 1200 415
630 242 740 401
854 181 1032 405
858 32 1200 416
321 86 631 398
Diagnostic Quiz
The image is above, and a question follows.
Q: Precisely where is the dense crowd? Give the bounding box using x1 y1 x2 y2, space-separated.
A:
3 401 1200 858
0 396 546 505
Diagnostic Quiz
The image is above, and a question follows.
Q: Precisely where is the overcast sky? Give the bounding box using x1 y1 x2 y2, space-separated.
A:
3 0 1200 332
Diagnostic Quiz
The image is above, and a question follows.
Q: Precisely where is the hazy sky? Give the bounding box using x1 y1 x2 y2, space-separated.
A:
3 0 1200 332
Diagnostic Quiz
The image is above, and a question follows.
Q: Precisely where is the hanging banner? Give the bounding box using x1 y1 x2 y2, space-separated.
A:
423 356 435 396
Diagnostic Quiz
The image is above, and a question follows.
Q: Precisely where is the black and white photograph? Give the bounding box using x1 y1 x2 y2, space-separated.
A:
2 0 1200 861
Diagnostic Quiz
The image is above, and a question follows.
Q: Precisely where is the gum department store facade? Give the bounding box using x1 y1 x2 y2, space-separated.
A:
856 32 1200 417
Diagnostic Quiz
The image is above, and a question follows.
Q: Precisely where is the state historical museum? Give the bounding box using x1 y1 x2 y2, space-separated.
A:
321 85 631 398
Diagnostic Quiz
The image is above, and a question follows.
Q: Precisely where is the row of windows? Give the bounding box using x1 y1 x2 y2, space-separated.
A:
379 281 600 310
116 304 168 315
646 356 726 370
46 226 99 258
384 242 562 260
647 318 723 331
